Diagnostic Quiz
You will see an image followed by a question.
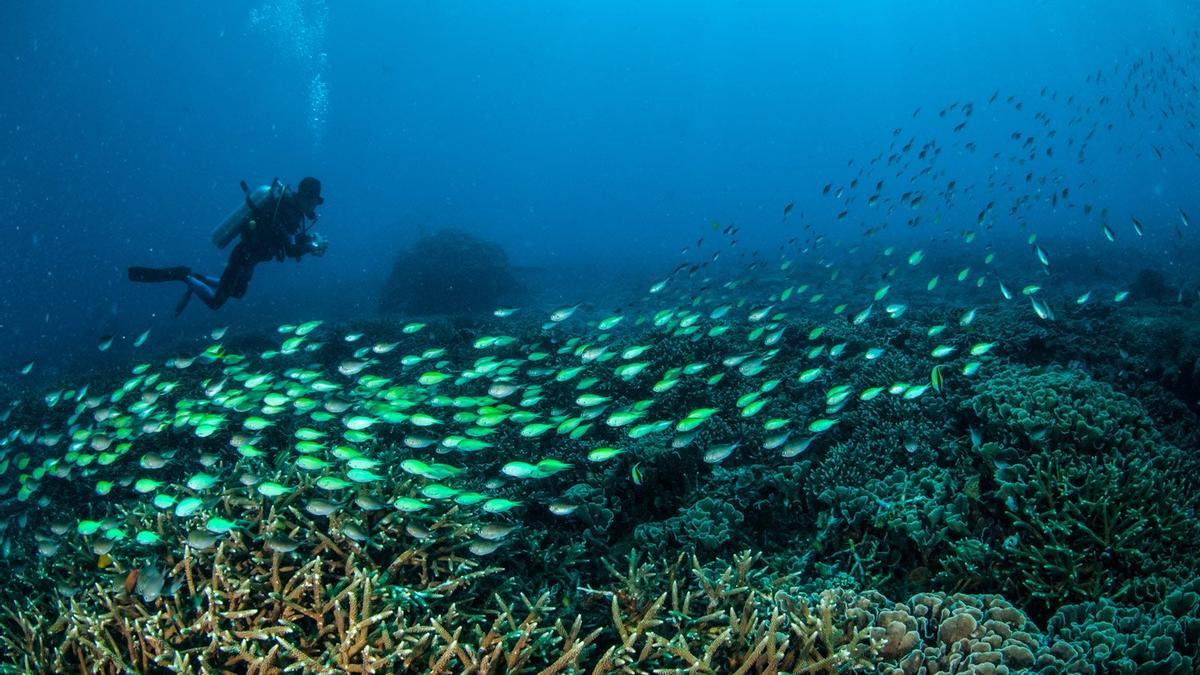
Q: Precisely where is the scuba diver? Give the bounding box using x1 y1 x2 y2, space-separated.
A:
129 177 328 315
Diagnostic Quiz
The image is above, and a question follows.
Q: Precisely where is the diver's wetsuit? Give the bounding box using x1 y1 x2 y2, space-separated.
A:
129 182 324 314
185 190 320 311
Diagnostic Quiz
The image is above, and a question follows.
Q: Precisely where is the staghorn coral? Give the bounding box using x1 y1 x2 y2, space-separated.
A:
952 363 1200 617
996 454 1195 616
7 542 1105 674
0 545 886 673
0 504 585 673
0 501 518 673
581 550 884 672
960 369 1199 612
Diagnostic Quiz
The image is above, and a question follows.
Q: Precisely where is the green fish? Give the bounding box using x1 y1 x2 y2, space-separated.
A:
296 456 331 471
175 497 204 518
969 342 996 356
186 473 219 491
257 481 292 497
205 517 239 534
615 362 650 381
346 468 384 483
807 418 839 433
421 484 461 499
798 367 823 384
482 498 522 514
316 476 352 491
605 410 643 427
628 421 670 438
520 423 554 437
587 447 624 462
859 386 885 401
393 496 431 512
535 458 573 475
501 461 540 479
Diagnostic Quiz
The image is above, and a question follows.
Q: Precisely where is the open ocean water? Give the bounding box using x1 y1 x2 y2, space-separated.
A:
1 2 1200 672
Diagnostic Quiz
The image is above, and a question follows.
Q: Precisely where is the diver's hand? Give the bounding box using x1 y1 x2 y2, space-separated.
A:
309 234 329 257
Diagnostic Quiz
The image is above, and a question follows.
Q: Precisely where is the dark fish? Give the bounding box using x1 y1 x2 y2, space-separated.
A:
135 565 166 603
266 533 302 553
187 530 217 550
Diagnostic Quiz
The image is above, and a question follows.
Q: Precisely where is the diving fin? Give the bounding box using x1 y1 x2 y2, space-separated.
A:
174 288 193 317
129 266 192 283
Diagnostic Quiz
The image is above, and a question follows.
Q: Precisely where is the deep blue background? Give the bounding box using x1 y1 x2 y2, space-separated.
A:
0 1 1194 381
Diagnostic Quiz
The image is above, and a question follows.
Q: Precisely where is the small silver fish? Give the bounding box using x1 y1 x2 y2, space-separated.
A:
304 499 341 517
265 534 302 553
187 530 218 550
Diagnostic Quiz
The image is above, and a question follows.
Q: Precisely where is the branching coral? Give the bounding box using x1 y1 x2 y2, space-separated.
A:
1002 454 1197 618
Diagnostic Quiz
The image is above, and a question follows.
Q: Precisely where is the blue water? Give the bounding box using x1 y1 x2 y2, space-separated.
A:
0 1 1195 379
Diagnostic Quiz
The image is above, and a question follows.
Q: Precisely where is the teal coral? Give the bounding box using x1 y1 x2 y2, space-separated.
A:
635 496 745 552
967 364 1160 457
1047 578 1200 673
1001 455 1196 615
959 365 1200 617
814 465 985 594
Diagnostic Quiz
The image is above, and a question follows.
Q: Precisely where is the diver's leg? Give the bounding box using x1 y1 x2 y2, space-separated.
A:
225 262 255 299
218 242 257 302
191 241 258 310
185 274 226 310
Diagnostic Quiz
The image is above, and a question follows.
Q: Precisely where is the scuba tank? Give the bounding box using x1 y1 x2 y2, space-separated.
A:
211 181 282 249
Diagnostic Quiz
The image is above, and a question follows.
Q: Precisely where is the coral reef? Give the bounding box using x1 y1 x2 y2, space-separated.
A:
1129 268 1173 303
1 286 1198 671
10 536 1197 673
1047 578 1200 673
966 364 1160 458
381 229 518 315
